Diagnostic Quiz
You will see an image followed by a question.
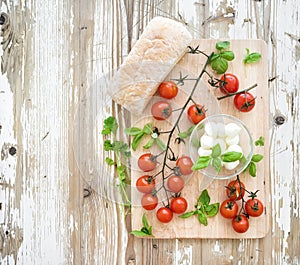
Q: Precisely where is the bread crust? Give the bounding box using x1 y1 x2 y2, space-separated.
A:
110 16 192 114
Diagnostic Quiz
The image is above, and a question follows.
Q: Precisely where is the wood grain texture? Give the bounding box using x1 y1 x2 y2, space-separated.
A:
0 0 299 264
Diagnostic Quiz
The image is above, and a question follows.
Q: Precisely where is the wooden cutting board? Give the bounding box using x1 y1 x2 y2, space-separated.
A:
131 39 269 239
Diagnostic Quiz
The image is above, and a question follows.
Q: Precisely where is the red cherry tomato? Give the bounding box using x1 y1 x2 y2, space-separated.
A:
158 81 179 99
151 101 172 120
219 199 239 219
232 215 249 233
226 179 245 201
170 197 188 214
176 156 193 175
245 198 264 217
219 73 239 94
167 175 184 193
138 153 157 172
141 193 158 211
136 175 155 194
234 92 255 112
156 207 173 223
187 104 206 124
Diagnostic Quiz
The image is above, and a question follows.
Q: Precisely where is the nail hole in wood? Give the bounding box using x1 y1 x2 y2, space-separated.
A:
152 244 158 249
0 14 5 25
83 188 92 198
5 230 9 235
274 115 286 126
9 146 17 156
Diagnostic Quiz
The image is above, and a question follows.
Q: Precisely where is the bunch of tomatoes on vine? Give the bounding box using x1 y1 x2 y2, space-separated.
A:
220 176 264 233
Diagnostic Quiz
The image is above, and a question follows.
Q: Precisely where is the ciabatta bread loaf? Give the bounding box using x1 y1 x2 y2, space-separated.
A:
110 16 192 114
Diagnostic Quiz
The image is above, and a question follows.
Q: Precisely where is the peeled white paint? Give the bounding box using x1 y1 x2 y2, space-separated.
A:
225 123 242 138
214 138 226 153
198 147 212 156
200 134 215 149
224 160 240 170
225 134 239 145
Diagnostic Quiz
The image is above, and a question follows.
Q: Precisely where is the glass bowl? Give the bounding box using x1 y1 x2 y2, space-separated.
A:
189 114 254 180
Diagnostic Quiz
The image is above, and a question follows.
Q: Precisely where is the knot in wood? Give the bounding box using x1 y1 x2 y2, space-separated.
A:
274 115 286 126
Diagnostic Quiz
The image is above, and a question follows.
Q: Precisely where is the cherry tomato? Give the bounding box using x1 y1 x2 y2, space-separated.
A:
187 104 206 124
245 198 264 217
176 156 193 175
136 175 155 194
167 175 184 193
232 215 249 233
234 92 255 112
170 197 188 214
156 207 173 223
220 199 239 219
138 153 157 172
141 193 158 211
151 101 172 120
219 73 239 94
226 179 245 201
158 81 179 99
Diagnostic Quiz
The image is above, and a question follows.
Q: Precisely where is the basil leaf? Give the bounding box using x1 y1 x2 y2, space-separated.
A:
105 157 114 166
132 132 144 151
251 154 264 163
143 138 155 149
220 51 235 61
198 211 208 226
142 213 149 229
102 116 118 135
205 203 219 217
216 41 230 50
178 125 196 139
249 162 257 177
240 155 247 164
192 156 211 171
221 151 242 162
104 140 113 151
198 189 210 206
142 123 153 135
212 144 221 158
208 53 220 63
255 136 265 146
130 230 152 237
212 158 222 173
156 137 167 151
124 127 142 136
179 211 196 218
212 57 228 74
244 52 261 64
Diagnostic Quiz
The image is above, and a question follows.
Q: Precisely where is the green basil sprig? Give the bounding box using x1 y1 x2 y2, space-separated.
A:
191 144 242 173
125 123 166 151
244 48 261 64
208 41 235 74
179 189 219 226
131 213 154 237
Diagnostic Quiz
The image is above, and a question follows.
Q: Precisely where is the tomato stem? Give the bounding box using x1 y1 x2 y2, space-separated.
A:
217 83 258 100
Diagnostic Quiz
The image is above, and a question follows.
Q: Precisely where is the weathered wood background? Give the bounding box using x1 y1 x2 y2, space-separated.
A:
0 0 299 264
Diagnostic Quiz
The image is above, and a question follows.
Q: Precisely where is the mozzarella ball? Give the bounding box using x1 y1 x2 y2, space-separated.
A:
198 147 213 157
216 123 226 138
225 134 240 146
223 160 240 170
227 144 243 155
204 122 217 138
225 123 242 138
214 138 226 154
200 134 215 149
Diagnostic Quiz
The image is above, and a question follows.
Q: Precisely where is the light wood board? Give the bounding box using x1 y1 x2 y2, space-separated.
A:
131 39 270 239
